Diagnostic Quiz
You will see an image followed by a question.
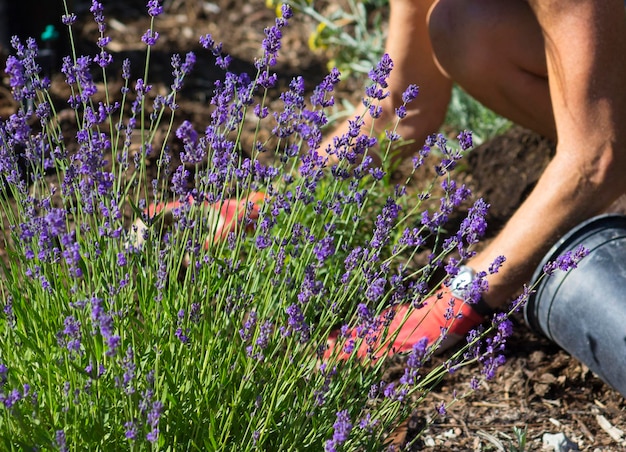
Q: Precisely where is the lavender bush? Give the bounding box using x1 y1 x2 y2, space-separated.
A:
0 1 584 450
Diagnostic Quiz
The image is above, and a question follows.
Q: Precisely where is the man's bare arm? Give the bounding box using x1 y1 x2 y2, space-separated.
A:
470 0 626 307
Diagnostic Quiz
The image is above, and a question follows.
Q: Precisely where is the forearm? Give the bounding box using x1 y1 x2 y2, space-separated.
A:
469 151 625 307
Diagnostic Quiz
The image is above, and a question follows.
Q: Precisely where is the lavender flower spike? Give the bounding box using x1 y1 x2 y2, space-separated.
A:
325 410 353 452
147 0 164 16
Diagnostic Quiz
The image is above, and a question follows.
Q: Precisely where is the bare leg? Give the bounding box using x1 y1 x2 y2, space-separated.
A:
318 0 452 164
319 0 558 165
428 0 556 139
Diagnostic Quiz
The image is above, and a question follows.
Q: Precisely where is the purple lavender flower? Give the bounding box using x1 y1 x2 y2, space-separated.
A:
509 285 534 313
255 321 274 349
543 244 588 275
142 29 160 46
495 315 514 338
280 3 293 19
366 278 386 302
272 76 306 139
139 388 153 415
457 198 490 250
58 315 82 355
367 382 380 400
124 420 138 440
480 350 506 380
5 56 25 97
90 1 105 30
464 270 489 306
256 7 291 69
199 34 217 51
0 363 7 386
488 255 506 274
90 297 120 357
412 142 432 169
310 67 340 108
62 13 77 25
176 120 206 164
370 197 402 249
95 49 112 68
382 382 396 399
122 58 131 80
325 410 352 452
171 165 190 195
239 311 257 342
365 53 393 100
285 303 310 343
313 364 337 406
122 346 136 394
2 297 15 329
117 252 127 267
402 84 419 103
94 28 113 68
297 265 324 304
4 37 42 101
255 234 272 250
55 429 67 452
146 428 159 443
171 52 196 92
199 35 232 70
147 0 164 16
369 53 393 88
466 313 513 380
1 387 25 409
175 327 190 344
400 337 429 385
148 399 163 427
368 103 383 118
189 303 201 323
457 130 473 151
62 55 97 106
431 133 463 174
313 236 335 264
358 413 379 433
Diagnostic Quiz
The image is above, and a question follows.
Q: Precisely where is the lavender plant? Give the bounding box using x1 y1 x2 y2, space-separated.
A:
0 1 585 450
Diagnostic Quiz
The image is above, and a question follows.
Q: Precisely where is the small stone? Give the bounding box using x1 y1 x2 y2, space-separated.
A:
542 432 580 451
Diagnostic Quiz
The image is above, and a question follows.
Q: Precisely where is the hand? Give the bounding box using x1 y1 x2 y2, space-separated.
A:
130 192 265 250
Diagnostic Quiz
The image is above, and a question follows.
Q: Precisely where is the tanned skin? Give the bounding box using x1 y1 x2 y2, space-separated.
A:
320 0 626 309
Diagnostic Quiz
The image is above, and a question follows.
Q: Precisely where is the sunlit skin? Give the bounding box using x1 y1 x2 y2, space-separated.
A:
320 0 626 310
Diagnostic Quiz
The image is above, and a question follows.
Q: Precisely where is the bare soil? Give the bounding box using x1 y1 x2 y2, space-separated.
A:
1 1 625 450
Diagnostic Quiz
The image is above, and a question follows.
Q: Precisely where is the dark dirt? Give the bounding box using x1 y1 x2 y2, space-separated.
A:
1 1 625 450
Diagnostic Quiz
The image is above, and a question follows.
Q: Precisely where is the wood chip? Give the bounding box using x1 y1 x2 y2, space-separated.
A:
595 414 624 443
572 413 595 444
476 430 505 451
542 398 562 407
471 401 510 408
108 18 129 32
594 399 607 409
549 417 562 427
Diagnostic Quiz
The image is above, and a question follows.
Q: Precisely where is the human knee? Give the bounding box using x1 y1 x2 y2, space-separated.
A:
427 0 500 81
